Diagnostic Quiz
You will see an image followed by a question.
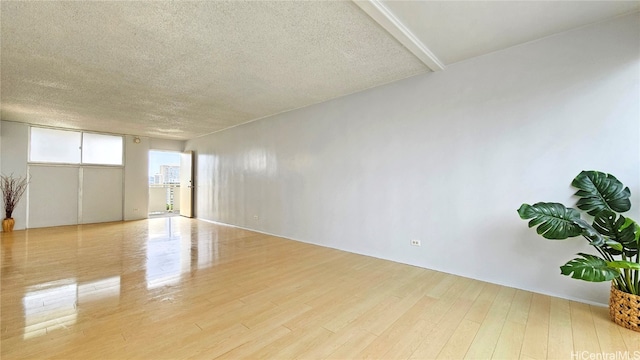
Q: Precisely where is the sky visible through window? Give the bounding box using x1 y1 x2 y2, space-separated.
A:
149 151 180 177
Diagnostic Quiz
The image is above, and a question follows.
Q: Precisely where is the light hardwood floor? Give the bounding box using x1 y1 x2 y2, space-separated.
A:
1 217 638 359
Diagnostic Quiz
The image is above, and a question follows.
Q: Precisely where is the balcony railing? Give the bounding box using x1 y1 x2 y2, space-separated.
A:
149 184 180 215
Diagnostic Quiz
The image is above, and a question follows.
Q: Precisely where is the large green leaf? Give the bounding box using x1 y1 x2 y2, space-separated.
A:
560 253 619 282
572 171 631 216
593 211 637 256
620 217 640 243
517 203 582 239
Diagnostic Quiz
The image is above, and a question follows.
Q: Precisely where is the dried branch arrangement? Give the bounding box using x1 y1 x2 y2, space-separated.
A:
1 174 29 219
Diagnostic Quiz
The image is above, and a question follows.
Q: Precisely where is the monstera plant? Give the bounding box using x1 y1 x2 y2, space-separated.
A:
518 170 639 294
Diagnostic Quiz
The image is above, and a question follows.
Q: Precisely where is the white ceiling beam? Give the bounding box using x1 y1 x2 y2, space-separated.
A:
354 0 445 71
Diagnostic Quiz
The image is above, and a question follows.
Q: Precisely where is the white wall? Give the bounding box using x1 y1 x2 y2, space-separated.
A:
124 135 150 220
150 138 185 152
186 13 640 305
0 121 29 230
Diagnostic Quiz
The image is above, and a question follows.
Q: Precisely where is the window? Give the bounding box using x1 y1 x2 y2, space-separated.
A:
30 127 123 166
82 133 123 165
30 127 81 163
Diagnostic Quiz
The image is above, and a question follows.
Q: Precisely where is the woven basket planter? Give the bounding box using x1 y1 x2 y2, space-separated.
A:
609 284 640 332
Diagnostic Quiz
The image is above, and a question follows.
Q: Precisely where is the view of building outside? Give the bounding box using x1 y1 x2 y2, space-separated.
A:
149 151 180 184
153 165 180 184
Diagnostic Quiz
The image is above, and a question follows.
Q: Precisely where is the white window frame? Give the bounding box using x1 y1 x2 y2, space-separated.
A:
28 126 124 167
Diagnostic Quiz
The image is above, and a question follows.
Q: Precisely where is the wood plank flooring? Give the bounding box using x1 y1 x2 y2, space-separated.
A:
1 217 638 359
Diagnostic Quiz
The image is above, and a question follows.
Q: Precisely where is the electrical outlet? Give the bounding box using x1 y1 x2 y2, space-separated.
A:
253 215 259 221
411 239 421 247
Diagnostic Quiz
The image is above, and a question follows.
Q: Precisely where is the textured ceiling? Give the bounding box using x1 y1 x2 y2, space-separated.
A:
1 1 427 140
1 1 638 140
